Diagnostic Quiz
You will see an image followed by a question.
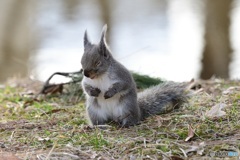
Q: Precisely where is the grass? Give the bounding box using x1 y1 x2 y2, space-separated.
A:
0 78 240 159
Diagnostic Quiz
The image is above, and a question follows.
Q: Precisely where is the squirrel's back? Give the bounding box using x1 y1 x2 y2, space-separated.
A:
138 81 189 119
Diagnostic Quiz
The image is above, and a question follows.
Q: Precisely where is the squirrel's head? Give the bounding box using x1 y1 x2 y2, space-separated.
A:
81 25 112 79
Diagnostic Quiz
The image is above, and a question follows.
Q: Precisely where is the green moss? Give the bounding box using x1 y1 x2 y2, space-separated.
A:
175 129 188 139
156 145 170 152
132 72 163 89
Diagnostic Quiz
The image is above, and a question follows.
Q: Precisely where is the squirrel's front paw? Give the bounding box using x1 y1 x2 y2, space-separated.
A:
89 87 101 97
104 89 116 99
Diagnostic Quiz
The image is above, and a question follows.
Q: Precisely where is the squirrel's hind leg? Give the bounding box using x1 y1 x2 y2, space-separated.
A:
120 114 141 127
118 95 141 127
119 108 141 127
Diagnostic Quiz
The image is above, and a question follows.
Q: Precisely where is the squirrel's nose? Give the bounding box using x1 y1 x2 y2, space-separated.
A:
84 70 90 77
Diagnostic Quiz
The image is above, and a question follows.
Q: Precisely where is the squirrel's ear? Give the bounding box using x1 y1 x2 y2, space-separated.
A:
84 30 91 49
99 24 110 59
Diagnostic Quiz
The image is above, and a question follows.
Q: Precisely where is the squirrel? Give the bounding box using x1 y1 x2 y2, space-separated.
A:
81 25 189 127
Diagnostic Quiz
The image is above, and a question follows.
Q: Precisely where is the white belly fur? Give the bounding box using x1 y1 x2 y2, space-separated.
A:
82 73 126 120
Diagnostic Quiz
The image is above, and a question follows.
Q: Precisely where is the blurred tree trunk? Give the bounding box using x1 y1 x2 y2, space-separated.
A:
62 0 81 20
98 0 111 44
200 0 233 79
0 0 35 82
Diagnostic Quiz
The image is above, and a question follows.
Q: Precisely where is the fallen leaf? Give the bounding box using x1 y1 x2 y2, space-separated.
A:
205 103 226 118
185 124 195 141
188 79 202 91
90 152 98 159
197 142 205 155
184 142 205 156
223 86 240 95
23 98 41 108
41 108 66 116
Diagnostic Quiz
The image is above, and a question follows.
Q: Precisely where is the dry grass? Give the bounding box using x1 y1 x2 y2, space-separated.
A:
0 78 240 160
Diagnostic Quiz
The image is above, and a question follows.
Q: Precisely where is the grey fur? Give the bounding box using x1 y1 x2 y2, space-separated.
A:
81 25 189 127
138 82 189 120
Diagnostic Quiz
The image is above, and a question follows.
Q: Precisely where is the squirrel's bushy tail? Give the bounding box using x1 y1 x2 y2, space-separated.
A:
137 81 189 120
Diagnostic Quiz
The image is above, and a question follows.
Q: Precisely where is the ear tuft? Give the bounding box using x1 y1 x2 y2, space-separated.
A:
99 24 110 58
84 30 91 48
100 24 108 42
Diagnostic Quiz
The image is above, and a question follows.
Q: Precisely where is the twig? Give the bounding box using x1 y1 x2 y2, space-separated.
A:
45 142 57 160
38 70 83 95
179 147 188 158
9 131 15 143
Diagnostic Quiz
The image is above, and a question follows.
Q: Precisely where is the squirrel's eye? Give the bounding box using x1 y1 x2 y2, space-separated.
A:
95 61 101 67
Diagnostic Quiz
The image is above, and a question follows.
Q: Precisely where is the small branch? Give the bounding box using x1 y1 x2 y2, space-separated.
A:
39 70 83 95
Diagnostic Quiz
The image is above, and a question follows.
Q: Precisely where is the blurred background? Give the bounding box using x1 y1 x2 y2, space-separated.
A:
0 0 239 83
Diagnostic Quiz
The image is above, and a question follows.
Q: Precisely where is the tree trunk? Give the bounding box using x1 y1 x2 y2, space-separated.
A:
200 0 233 79
0 0 35 82
98 0 112 44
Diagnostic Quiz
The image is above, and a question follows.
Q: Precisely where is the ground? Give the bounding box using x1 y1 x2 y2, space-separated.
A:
0 78 240 160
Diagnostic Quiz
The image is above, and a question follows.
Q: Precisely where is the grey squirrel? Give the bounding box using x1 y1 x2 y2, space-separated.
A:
81 25 189 127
